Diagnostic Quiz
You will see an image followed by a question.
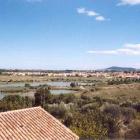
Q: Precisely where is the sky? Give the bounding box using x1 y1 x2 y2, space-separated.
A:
0 0 140 70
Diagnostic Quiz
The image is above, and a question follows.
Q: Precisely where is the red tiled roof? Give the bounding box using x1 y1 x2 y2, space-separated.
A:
0 107 79 140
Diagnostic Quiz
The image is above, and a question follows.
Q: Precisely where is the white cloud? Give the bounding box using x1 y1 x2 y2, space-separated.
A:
118 0 140 5
87 43 140 55
124 43 140 49
95 16 105 21
88 50 118 54
77 8 107 21
77 8 86 14
77 8 99 16
86 10 99 17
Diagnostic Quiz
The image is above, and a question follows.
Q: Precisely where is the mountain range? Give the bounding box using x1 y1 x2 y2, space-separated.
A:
105 66 137 72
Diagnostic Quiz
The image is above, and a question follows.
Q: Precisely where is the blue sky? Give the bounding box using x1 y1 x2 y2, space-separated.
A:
0 0 140 70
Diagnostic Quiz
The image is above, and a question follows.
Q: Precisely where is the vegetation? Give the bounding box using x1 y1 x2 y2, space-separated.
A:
25 83 31 88
108 78 140 85
0 76 140 140
70 82 78 88
0 85 140 140
34 86 52 107
0 95 33 112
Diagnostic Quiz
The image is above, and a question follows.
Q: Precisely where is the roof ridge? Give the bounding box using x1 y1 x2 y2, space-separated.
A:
0 106 42 115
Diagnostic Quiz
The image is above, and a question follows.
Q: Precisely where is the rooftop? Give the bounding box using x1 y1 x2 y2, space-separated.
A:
0 107 79 140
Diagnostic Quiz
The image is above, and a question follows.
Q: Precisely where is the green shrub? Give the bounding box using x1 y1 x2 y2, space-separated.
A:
0 95 33 112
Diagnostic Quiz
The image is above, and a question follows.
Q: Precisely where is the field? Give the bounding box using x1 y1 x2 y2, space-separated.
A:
0 75 106 82
89 83 140 102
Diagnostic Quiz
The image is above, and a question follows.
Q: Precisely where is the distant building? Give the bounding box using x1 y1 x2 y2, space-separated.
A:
0 107 79 140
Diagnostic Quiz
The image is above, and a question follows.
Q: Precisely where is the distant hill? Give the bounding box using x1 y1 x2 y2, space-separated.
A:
105 66 136 72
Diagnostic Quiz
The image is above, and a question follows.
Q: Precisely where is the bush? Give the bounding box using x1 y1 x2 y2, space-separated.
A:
125 121 140 139
25 83 31 88
0 95 33 112
132 103 140 112
70 111 108 139
102 104 121 119
121 107 136 124
46 102 69 119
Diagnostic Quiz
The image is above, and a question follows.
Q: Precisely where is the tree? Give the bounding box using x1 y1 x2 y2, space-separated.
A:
70 82 77 88
34 87 51 107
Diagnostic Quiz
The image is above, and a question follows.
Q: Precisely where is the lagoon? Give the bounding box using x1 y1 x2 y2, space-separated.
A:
0 81 71 88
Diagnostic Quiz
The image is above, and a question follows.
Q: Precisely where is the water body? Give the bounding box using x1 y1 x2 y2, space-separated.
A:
51 90 77 94
0 81 71 88
0 92 5 100
0 81 77 100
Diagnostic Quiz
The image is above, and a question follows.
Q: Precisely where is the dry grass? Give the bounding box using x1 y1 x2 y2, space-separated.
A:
0 75 105 82
90 83 140 102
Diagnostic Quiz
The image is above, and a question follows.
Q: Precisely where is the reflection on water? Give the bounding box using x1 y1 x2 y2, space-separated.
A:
0 81 71 88
0 93 5 100
51 90 76 94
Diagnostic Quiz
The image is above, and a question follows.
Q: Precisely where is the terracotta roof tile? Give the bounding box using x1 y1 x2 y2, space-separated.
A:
0 107 79 140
